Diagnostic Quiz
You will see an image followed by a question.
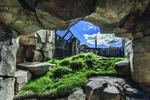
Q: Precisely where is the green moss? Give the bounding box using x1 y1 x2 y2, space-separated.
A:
69 60 86 71
20 53 124 98
52 67 72 78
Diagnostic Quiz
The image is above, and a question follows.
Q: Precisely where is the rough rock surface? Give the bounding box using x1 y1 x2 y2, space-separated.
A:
17 62 55 76
0 38 19 76
0 0 133 34
0 78 15 100
115 59 130 77
68 89 85 100
118 0 150 91
0 25 19 76
14 70 32 93
82 76 150 100
17 30 55 63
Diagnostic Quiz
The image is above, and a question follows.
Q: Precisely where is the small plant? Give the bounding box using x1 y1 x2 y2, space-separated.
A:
69 60 85 71
84 58 95 68
52 67 72 78
60 59 70 66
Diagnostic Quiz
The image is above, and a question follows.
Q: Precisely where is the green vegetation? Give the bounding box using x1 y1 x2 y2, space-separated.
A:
19 53 124 98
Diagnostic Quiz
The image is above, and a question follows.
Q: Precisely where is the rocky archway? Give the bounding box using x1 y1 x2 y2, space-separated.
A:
0 0 150 99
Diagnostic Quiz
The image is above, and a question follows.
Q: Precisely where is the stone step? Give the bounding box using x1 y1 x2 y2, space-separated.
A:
17 62 55 76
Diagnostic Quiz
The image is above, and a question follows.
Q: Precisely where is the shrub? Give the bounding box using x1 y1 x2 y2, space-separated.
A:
69 60 85 71
23 76 53 92
84 58 95 68
52 67 72 78
60 59 70 66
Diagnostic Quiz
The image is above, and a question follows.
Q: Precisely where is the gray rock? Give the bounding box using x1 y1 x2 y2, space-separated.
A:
14 70 32 93
83 76 150 100
0 77 15 100
83 77 125 100
115 59 130 77
68 89 85 100
17 62 55 76
16 46 25 64
131 36 150 91
125 87 141 96
33 50 44 62
47 30 55 44
84 78 120 100
0 38 19 76
42 43 55 59
101 85 121 100
36 30 47 43
25 45 35 62
35 43 43 50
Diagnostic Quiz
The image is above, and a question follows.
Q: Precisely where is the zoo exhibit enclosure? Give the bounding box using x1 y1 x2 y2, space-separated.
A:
0 0 150 100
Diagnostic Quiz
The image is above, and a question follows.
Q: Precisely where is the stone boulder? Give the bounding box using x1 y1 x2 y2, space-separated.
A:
17 30 55 62
17 62 55 76
19 34 37 46
0 78 15 100
68 89 85 100
82 76 150 100
83 77 122 100
14 70 32 93
33 50 44 62
115 59 130 77
0 38 19 76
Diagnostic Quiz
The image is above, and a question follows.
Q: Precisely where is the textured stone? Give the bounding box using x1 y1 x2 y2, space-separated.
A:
68 89 85 100
33 50 44 62
83 77 126 100
17 62 55 76
16 46 25 64
83 76 150 100
42 43 55 59
25 45 35 62
17 29 55 62
36 30 47 43
19 35 30 46
47 31 55 43
115 59 130 77
0 0 134 34
0 38 19 76
35 43 43 50
19 35 37 46
102 85 121 100
118 0 150 92
0 78 15 100
131 36 150 91
14 70 32 93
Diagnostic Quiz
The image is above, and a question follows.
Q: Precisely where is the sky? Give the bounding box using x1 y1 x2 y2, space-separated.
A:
56 21 123 48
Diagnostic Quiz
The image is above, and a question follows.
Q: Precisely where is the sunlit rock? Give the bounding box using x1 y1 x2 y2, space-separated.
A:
17 62 55 76
0 78 15 100
14 70 31 93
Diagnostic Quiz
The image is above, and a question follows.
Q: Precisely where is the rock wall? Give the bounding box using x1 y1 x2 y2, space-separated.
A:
0 0 133 34
0 26 55 99
119 0 150 92
17 29 55 63
0 0 150 97
0 24 19 100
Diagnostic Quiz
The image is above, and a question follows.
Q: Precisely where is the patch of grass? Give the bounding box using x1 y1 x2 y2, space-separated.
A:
52 67 72 78
60 59 70 66
19 53 124 98
69 60 86 71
